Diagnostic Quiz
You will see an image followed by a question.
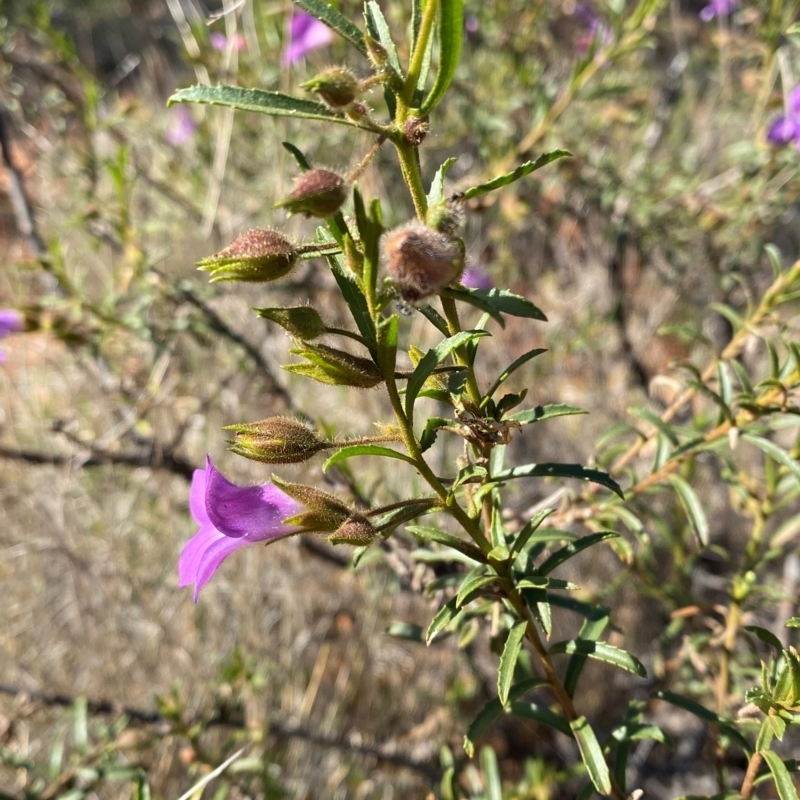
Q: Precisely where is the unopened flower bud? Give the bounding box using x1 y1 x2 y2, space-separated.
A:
403 116 429 147
301 67 359 108
364 35 389 68
225 417 330 464
255 306 326 340
426 194 465 237
328 514 376 546
197 229 297 283
271 476 351 532
382 222 464 303
276 168 348 218
284 343 384 388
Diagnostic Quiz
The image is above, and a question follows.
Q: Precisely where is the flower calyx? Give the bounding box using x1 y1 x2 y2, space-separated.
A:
301 67 359 108
225 417 332 464
328 514 377 546
255 306 326 340
271 476 351 533
197 229 297 283
382 221 465 303
284 343 384 388
276 168 348 218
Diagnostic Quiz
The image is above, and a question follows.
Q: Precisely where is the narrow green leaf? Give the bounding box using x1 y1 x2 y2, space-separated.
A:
169 84 351 125
405 330 490 421
511 508 556 558
282 141 312 170
419 416 454 452
427 157 458 206
571 716 612 795
762 750 800 800
628 406 680 445
464 678 547 757
517 577 579 591
549 640 647 678
742 433 800 486
406 525 487 562
376 314 398 377
453 463 488 489
417 304 451 336
744 625 784 653
427 596 459 643
537 532 619 575
293 0 367 54
492 462 624 499
655 690 724 723
509 701 572 736
498 621 528 706
419 0 464 115
483 349 548 400
667 474 709 547
322 444 416 471
480 746 502 800
364 1 402 74
463 150 571 199
507 403 587 425
444 286 547 322
456 570 496 607
564 611 610 698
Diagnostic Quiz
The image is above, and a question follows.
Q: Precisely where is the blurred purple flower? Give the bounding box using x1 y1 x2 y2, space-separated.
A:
767 86 800 150
574 4 612 58
165 106 197 147
464 14 479 34
179 456 302 601
0 309 23 362
700 0 738 21
210 31 246 51
283 11 333 65
461 265 493 290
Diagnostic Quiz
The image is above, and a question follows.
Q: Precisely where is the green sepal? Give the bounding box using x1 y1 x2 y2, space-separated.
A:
284 343 383 387
255 306 326 340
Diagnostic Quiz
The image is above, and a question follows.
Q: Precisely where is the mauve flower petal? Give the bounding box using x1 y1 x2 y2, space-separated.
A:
204 456 301 538
189 467 211 527
193 534 248 601
767 116 799 146
283 12 333 64
178 524 220 589
462 265 493 290
0 310 23 335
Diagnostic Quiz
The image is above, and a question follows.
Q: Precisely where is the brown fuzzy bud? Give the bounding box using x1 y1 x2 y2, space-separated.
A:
403 116 429 147
301 67 359 108
276 169 348 218
328 514 376 546
382 222 465 303
224 417 330 464
197 229 297 283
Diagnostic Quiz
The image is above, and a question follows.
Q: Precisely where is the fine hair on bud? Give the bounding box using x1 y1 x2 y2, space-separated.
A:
301 67 359 108
382 222 464 303
197 228 297 282
277 168 348 218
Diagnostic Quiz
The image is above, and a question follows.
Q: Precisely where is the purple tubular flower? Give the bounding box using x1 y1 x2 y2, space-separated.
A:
283 11 333 65
766 87 800 151
0 309 23 362
699 0 738 21
179 456 302 601
461 265 493 290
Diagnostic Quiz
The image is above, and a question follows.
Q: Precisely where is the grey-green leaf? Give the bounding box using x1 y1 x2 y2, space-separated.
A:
168 84 351 125
742 433 800 487
549 639 647 678
571 716 612 795
498 621 528 706
492 462 624 499
668 474 710 547
507 403 587 425
463 150 571 199
762 750 800 800
419 0 464 115
322 445 416 471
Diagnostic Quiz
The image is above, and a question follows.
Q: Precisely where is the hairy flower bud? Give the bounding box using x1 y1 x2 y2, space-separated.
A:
382 222 464 303
197 229 297 283
284 343 384 388
225 417 330 464
301 67 359 107
255 306 326 340
276 169 348 218
426 194 465 237
328 514 376 546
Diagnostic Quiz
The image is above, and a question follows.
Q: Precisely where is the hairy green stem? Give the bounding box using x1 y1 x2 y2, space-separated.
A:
394 140 428 220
